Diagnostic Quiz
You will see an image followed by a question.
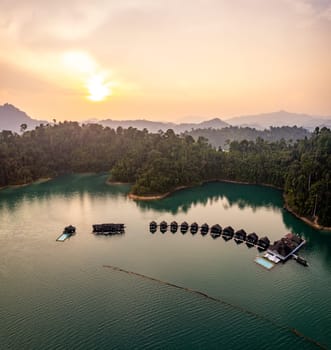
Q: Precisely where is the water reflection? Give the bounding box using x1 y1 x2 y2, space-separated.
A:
0 174 130 211
135 182 283 214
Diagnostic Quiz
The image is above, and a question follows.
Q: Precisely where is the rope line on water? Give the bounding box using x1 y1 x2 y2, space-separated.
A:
102 264 327 350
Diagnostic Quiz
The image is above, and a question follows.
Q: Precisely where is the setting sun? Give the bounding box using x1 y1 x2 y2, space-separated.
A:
86 75 112 102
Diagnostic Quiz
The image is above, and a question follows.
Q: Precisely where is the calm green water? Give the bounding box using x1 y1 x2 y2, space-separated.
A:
0 174 330 349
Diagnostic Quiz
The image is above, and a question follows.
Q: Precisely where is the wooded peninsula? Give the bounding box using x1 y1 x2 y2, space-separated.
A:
0 122 330 228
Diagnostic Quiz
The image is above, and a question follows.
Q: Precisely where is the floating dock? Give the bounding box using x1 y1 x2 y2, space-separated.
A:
56 233 71 242
254 256 275 270
92 223 125 235
56 225 76 242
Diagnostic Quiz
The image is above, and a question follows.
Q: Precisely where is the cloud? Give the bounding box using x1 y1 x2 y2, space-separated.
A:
283 0 331 22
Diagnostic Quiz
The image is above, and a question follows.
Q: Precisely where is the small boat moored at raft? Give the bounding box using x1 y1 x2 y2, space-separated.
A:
56 225 76 242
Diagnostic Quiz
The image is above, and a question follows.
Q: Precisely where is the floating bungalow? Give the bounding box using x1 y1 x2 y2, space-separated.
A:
200 223 209 235
190 222 198 234
92 223 125 235
246 232 258 247
149 221 157 233
257 236 270 251
210 224 222 238
234 229 246 244
160 221 168 233
170 221 178 233
222 226 234 241
180 222 189 234
147 222 308 268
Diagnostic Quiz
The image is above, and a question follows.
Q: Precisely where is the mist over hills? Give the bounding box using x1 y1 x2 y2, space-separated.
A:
0 103 330 133
97 117 229 133
226 110 331 130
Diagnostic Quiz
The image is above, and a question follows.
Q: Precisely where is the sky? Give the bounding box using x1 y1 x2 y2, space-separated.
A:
0 0 331 121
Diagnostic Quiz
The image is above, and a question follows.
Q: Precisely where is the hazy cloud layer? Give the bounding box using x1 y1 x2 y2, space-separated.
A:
0 0 330 120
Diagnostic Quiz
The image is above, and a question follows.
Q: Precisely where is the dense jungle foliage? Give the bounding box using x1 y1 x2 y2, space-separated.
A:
186 126 311 149
0 122 330 226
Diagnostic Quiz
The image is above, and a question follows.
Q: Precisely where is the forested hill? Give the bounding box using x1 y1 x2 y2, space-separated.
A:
0 123 330 227
186 126 311 149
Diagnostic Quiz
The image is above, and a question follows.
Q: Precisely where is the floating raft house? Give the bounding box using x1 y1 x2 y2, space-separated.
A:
266 233 306 262
93 223 125 235
56 225 76 242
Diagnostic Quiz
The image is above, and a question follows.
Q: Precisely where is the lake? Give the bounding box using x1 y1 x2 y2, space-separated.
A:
0 174 330 349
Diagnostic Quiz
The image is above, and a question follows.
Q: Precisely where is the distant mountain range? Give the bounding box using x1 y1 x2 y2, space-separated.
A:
226 110 331 130
96 117 229 133
0 103 47 132
0 103 330 133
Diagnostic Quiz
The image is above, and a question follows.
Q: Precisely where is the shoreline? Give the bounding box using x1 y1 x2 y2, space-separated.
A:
127 179 282 201
127 178 330 232
0 177 52 191
283 195 331 232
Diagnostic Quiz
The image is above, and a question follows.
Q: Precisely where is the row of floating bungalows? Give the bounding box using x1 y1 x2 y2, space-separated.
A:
149 221 270 251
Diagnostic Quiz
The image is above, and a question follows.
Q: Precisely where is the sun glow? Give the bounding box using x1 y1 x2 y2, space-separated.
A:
86 74 112 101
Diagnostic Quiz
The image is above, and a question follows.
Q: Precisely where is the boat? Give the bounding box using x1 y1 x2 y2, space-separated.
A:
56 225 76 242
295 255 308 266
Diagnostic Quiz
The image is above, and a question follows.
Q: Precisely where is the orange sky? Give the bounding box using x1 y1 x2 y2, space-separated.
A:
0 0 330 121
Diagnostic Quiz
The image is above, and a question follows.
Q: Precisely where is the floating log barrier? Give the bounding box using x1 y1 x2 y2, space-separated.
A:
180 221 189 234
234 229 246 244
200 223 209 235
103 265 324 349
93 223 125 235
160 221 168 233
257 236 270 251
210 224 222 238
149 221 157 233
170 221 178 233
190 222 199 234
246 232 259 247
